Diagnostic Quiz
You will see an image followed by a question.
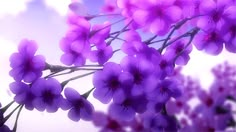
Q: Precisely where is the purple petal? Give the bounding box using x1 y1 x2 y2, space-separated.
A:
60 53 75 65
109 103 135 121
33 98 46 111
64 88 81 102
68 108 80 121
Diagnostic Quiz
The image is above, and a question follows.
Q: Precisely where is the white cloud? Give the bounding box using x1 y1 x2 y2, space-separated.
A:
43 0 83 16
0 37 16 104
0 0 32 18
182 48 236 89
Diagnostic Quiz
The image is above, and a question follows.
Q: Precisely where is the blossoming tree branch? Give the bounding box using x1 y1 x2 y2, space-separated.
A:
1 0 236 131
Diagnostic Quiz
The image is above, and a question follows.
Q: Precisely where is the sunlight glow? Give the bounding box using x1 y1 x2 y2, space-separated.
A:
44 0 83 16
0 0 32 18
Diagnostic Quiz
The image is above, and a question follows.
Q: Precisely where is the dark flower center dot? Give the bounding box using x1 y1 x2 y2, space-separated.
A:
97 50 105 58
204 32 218 42
212 10 221 22
24 58 33 71
133 69 143 84
74 100 84 108
230 25 236 37
107 77 120 90
176 101 183 107
107 119 121 130
159 86 168 93
218 86 224 92
175 44 184 54
160 60 167 69
205 97 213 107
42 90 55 105
122 99 132 107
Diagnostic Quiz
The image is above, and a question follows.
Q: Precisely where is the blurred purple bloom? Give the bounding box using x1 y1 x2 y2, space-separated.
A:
132 0 182 35
64 88 94 121
142 113 179 132
101 0 121 14
90 22 111 47
92 111 126 132
9 39 45 83
166 99 190 115
60 16 91 66
10 82 35 110
93 62 133 104
31 78 64 113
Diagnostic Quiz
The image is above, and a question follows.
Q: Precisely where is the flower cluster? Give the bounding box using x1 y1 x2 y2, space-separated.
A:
1 0 236 131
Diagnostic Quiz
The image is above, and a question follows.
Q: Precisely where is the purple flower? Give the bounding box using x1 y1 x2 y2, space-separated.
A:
164 39 192 65
90 22 111 47
109 92 148 121
158 54 175 79
60 16 91 66
93 62 133 104
88 42 113 65
193 30 224 55
197 0 235 31
142 113 179 132
117 0 138 17
222 21 236 53
132 0 182 35
92 111 126 132
147 79 182 103
101 0 121 14
10 82 35 110
120 56 155 95
9 39 45 83
173 0 194 17
121 30 148 56
31 78 64 112
64 88 94 121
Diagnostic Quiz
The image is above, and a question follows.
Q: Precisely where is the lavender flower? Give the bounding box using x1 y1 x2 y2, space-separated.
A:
93 62 133 104
132 0 182 35
147 79 182 103
9 39 45 83
164 39 192 66
120 56 155 95
90 22 111 47
193 30 224 55
31 78 64 113
10 82 35 110
197 0 235 31
109 92 148 121
142 113 179 132
88 42 113 65
60 16 91 66
64 88 94 121
92 111 126 132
